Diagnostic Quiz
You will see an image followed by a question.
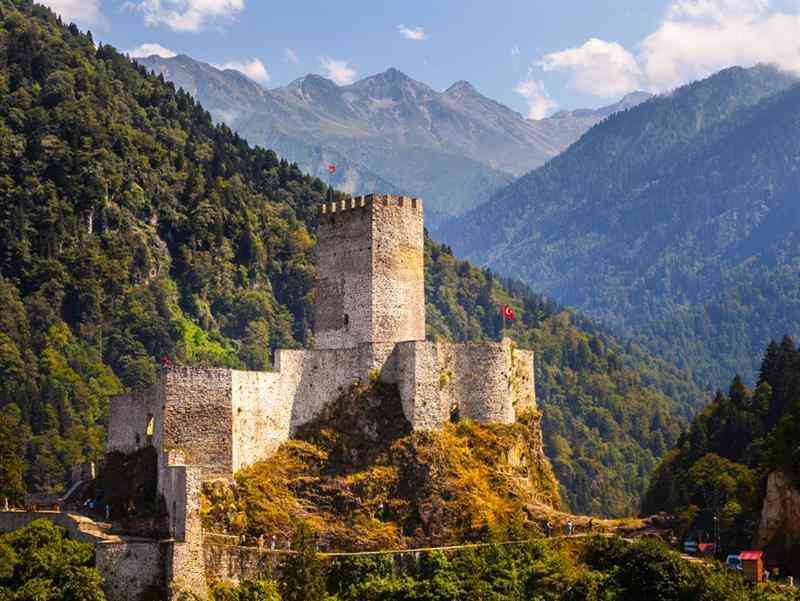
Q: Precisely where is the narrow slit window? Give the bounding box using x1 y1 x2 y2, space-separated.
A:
146 414 155 437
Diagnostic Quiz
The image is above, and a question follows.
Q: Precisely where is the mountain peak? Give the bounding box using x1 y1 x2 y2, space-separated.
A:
353 67 414 87
290 73 336 87
382 66 410 80
444 80 478 96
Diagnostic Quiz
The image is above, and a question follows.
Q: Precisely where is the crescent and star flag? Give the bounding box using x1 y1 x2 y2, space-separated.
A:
502 305 516 322
327 164 337 174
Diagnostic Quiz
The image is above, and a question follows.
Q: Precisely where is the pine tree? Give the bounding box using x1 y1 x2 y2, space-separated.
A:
278 523 327 601
0 405 29 503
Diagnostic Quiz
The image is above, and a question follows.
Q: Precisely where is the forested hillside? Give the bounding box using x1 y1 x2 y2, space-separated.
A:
0 0 699 517
440 65 800 388
643 337 800 558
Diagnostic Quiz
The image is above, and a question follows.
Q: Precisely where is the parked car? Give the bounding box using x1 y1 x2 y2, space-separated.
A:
725 554 743 571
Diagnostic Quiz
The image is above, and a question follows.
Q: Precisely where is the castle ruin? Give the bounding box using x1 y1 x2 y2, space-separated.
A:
100 194 536 598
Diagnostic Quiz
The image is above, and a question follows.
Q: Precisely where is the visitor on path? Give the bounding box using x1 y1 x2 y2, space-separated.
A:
566 520 574 536
3 497 8 512
105 504 110 521
588 518 594 533
161 354 170 368
545 521 553 537
270 535 277 550
257 534 264 549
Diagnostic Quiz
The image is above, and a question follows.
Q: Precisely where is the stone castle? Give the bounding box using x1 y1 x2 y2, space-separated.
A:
107 194 535 477
96 194 536 599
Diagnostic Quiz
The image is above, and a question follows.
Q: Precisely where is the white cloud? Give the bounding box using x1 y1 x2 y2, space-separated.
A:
641 0 800 90
534 0 800 99
539 38 643 99
318 56 357 85
285 48 300 64
37 0 103 26
128 43 177 58
127 0 245 32
397 24 426 41
511 45 521 57
514 78 559 119
215 58 270 84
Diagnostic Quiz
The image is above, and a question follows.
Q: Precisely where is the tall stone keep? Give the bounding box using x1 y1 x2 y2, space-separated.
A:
314 195 425 350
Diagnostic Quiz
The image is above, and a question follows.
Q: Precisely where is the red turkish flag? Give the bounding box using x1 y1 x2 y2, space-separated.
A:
327 164 337 174
502 305 516 322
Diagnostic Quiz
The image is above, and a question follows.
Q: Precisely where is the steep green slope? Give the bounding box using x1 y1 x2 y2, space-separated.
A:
0 0 321 494
643 337 800 568
0 0 699 517
440 66 800 388
424 242 700 516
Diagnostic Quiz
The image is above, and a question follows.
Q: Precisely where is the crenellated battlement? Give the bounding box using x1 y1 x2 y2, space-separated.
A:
320 194 422 215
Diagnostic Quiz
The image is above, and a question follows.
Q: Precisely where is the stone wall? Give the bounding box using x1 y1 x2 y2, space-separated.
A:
394 341 447 430
203 543 282 584
96 541 167 601
393 339 536 430
315 195 425 350
107 385 160 455
315 196 376 350
230 370 290 472
162 368 234 478
159 454 207 599
229 346 392 471
370 196 425 345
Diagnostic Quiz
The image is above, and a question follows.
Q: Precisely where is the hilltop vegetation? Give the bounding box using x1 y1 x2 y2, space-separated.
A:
441 65 800 389
0 0 700 518
202 380 560 550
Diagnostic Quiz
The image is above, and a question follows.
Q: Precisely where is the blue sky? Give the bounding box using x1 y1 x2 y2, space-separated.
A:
40 0 800 118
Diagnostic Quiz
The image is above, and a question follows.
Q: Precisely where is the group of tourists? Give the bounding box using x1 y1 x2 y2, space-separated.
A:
254 533 291 551
544 518 593 538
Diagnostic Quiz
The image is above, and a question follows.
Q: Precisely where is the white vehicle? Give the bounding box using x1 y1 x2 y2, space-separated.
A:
725 554 743 571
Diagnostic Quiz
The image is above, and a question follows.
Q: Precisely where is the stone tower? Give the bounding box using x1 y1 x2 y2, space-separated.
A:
314 195 425 350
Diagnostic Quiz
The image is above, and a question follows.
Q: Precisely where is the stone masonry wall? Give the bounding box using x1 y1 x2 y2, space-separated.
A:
370 196 425 345
161 368 234 478
449 340 535 423
315 195 425 350
107 386 159 454
315 197 375 350
394 339 536 430
159 454 207 599
230 370 291 473
394 341 447 430
95 541 167 601
0 511 105 544
203 543 281 584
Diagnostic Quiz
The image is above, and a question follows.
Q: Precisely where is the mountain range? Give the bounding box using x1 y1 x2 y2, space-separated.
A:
138 54 649 226
440 64 800 387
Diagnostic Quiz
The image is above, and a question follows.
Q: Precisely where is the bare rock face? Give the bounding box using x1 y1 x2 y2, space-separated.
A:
756 470 800 575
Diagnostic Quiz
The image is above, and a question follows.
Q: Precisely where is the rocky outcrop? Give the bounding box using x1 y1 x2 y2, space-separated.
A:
756 470 800 575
